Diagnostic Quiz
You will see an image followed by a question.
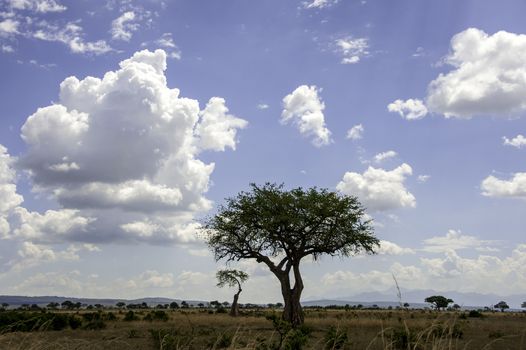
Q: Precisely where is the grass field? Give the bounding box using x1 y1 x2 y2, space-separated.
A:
0 308 525 349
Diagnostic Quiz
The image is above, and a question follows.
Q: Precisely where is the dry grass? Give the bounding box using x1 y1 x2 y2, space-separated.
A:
0 308 525 349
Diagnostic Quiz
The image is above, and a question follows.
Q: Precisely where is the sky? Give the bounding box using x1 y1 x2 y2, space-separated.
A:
1 0 526 306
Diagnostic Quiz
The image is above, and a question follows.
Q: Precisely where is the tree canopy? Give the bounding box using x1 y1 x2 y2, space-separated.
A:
203 183 378 326
424 295 453 310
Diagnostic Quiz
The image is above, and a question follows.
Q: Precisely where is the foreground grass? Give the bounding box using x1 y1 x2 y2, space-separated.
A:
0 308 525 349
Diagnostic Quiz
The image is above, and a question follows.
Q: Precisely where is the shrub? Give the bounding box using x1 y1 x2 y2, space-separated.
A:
83 319 107 330
468 310 484 318
124 310 139 321
324 325 349 349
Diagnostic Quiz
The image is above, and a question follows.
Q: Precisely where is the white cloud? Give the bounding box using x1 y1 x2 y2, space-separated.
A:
111 11 137 41
126 270 174 289
336 163 416 211
417 175 430 183
0 18 18 36
503 135 526 148
257 103 269 110
346 124 363 140
426 28 526 118
154 33 181 59
33 22 112 55
374 150 397 163
11 49 246 244
281 85 332 147
335 37 369 64
302 0 338 9
377 240 415 255
422 229 499 253
7 0 66 13
1 44 14 52
195 97 248 152
481 173 526 198
388 99 428 120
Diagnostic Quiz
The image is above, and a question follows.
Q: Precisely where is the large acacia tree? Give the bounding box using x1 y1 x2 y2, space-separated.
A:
203 183 379 327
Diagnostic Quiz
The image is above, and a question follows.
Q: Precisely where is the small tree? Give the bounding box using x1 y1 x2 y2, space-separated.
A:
116 301 126 309
425 295 453 310
494 301 509 312
204 183 378 327
216 269 249 316
521 301 526 309
169 301 179 309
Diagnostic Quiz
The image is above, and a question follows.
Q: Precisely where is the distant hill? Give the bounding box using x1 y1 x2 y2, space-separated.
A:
0 295 204 307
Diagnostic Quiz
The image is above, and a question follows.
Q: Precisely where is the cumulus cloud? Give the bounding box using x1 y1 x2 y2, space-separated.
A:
6 49 247 245
281 85 332 147
335 37 369 64
422 229 499 253
503 135 526 148
346 124 364 140
374 150 397 164
336 163 415 211
111 11 138 41
388 99 428 120
126 270 174 289
377 240 414 255
302 0 338 9
6 0 66 13
481 173 526 198
426 28 526 118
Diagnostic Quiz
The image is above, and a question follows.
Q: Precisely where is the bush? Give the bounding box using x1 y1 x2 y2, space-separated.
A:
68 316 82 330
83 319 107 330
324 325 349 349
468 310 484 318
124 310 139 321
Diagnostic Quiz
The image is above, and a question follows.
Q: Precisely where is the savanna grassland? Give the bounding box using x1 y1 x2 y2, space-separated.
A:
0 307 525 349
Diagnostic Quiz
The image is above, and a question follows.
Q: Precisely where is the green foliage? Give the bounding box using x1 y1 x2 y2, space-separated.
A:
265 314 310 349
494 301 509 312
144 310 170 322
216 269 249 289
204 183 378 263
324 325 349 349
468 310 484 318
424 295 454 310
124 310 139 321
0 311 82 332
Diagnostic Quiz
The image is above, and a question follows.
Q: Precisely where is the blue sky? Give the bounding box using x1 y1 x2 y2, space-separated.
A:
1 0 526 306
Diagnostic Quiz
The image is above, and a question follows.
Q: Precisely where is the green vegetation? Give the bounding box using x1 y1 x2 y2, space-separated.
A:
0 306 525 349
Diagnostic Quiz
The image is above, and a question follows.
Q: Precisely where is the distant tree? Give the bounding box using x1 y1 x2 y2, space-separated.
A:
494 301 509 312
521 301 526 309
216 269 249 317
425 296 453 310
61 300 74 309
169 301 179 309
116 302 126 309
141 302 148 309
94 304 104 309
204 183 378 327
1 303 9 309
74 302 82 309
198 303 205 308
46 302 58 309
276 302 283 308
181 301 189 308
209 300 221 309
403 302 410 309
452 304 461 311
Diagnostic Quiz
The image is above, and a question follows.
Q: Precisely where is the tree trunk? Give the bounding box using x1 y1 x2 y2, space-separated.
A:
230 290 240 317
280 262 304 327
